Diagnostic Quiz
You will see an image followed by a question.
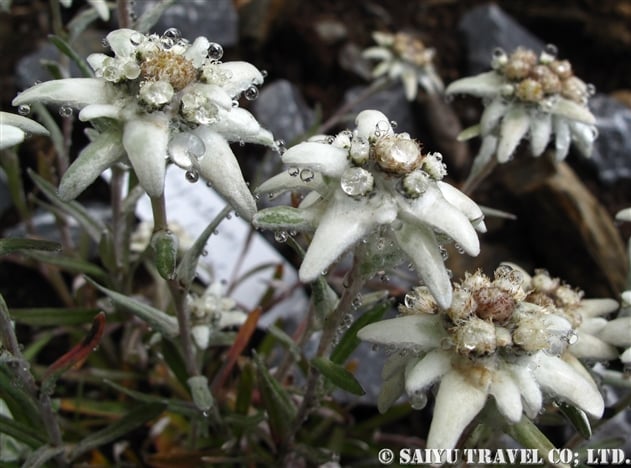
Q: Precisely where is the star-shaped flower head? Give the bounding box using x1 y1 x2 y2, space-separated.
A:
253 110 484 308
0 111 49 150
363 31 444 100
12 28 274 220
188 281 247 350
358 265 605 451
446 45 597 165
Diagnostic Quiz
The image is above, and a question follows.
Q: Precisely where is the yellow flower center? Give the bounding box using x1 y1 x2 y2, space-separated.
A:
140 50 198 91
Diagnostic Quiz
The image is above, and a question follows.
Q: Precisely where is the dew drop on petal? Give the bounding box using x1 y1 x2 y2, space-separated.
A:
390 120 398 128
231 99 239 108
169 132 206 167
185 169 199 183
351 294 363 310
130 32 145 46
59 105 73 117
244 85 259 100
261 69 268 78
207 42 224 60
544 43 558 58
17 104 31 116
410 391 428 410
274 231 288 243
340 167 374 197
300 168 315 182
586 83 596 96
287 166 299 177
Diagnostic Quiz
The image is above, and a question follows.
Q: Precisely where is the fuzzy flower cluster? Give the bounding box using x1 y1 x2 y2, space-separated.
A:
363 31 444 100
12 28 274 219
358 265 605 450
254 110 485 308
510 266 624 363
446 45 597 165
188 282 246 350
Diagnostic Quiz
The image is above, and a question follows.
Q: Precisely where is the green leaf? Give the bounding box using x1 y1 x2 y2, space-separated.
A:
152 230 178 280
556 401 592 439
22 445 65 468
0 414 47 448
86 278 179 338
67 402 165 461
311 276 338 325
21 251 107 280
253 206 316 231
0 367 41 429
103 379 198 417
176 204 231 288
67 8 102 41
29 170 106 243
311 357 365 396
506 416 564 468
0 238 61 257
0 149 31 221
48 35 93 78
235 362 254 415
330 300 389 365
253 352 296 444
187 375 214 412
9 307 101 326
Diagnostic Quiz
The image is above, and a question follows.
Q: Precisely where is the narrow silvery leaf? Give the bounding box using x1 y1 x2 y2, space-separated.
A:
445 71 505 98
187 376 214 411
569 121 596 157
489 369 522 423
122 115 169 198
151 230 179 280
12 78 111 108
497 106 530 163
255 171 326 197
553 117 571 161
405 350 451 395
212 107 274 146
529 110 552 156
480 97 509 135
550 98 596 125
0 112 49 135
253 206 318 231
282 142 348 177
216 61 264 97
357 314 444 349
311 357 365 395
0 126 24 149
457 124 481 141
59 129 124 200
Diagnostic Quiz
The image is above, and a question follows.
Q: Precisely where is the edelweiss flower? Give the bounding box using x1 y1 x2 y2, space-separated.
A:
358 265 605 450
59 0 109 21
12 28 274 219
253 110 484 308
446 45 597 165
0 111 49 150
188 281 247 350
363 31 444 100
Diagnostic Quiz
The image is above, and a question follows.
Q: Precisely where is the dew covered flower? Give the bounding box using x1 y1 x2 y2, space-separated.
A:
358 265 605 450
363 31 444 100
188 281 247 350
446 45 597 166
253 110 484 308
12 28 274 219
0 111 49 150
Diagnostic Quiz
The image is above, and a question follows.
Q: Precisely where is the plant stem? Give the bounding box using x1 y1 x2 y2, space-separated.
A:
117 0 133 28
289 252 366 438
110 165 126 289
149 195 200 378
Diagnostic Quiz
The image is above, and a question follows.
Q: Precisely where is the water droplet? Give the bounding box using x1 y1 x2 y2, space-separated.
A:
261 69 268 78
340 167 374 197
586 83 596 96
207 42 224 60
17 104 31 116
244 84 259 100
287 166 299 177
59 105 73 117
404 292 417 308
300 168 315 182
130 32 144 45
566 331 578 345
351 294 363 310
343 313 354 327
544 43 558 58
274 231 288 243
390 120 398 128
101 37 109 48
231 99 239 108
185 170 199 183
201 249 208 256
410 391 427 410
168 132 206 167
162 27 181 43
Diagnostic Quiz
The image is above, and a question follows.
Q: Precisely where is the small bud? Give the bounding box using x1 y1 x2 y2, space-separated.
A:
151 229 179 280
187 375 214 411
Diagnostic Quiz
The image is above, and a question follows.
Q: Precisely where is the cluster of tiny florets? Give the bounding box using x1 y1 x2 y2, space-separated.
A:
492 46 593 105
401 265 576 358
313 122 447 200
390 32 436 68
523 269 584 329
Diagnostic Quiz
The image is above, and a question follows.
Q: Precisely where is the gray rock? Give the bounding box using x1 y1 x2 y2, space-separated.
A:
15 43 84 91
459 3 545 74
253 79 315 145
139 0 238 46
588 94 631 183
